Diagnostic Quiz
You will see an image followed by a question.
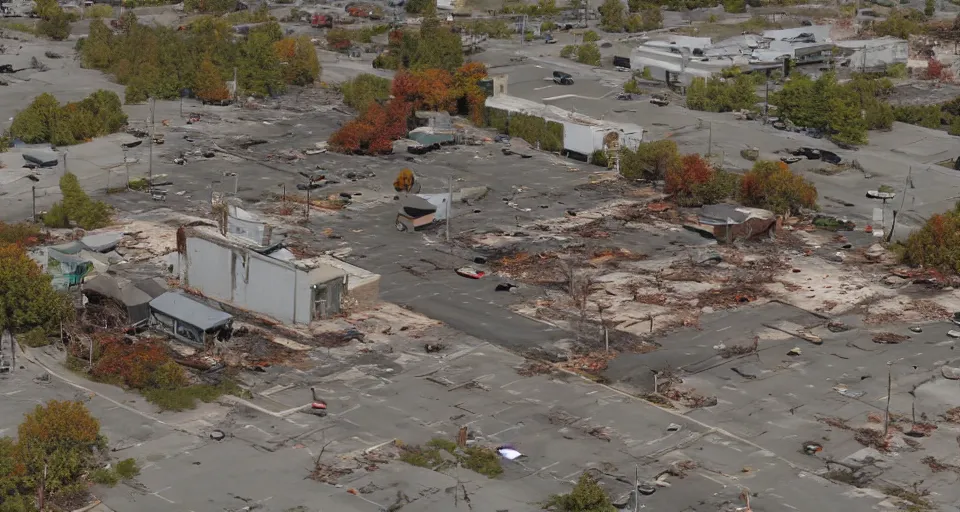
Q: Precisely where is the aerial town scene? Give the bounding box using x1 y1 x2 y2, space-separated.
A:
3 0 960 509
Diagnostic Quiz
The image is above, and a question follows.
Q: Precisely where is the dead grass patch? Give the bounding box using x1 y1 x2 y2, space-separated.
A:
907 299 950 321
872 332 911 344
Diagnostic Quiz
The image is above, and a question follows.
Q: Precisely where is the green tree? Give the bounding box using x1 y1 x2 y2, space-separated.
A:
724 0 746 12
583 30 600 43
58 173 111 230
925 0 935 17
560 44 577 58
828 87 868 145
865 101 894 130
621 139 680 180
628 0 641 11
641 4 663 29
10 93 60 143
38 12 72 41
950 116 960 136
544 472 616 512
342 73 392 112
599 0 626 31
406 0 433 13
406 3 464 72
576 43 601 66
0 245 72 333
238 23 284 96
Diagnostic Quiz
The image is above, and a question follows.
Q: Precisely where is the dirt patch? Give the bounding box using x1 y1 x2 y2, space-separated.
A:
872 332 911 344
516 360 558 377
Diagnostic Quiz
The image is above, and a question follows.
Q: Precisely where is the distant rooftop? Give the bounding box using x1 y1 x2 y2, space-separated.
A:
150 292 233 331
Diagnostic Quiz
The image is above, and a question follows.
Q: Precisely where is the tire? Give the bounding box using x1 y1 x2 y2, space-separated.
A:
396 219 407 232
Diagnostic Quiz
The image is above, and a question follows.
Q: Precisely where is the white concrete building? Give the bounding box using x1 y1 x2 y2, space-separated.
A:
484 95 643 157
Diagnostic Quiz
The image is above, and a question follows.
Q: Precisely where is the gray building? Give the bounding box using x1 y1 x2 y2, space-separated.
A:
149 292 233 347
181 227 348 325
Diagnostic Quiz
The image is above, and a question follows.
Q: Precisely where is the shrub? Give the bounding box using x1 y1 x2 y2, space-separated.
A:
90 467 120 486
10 90 127 146
665 154 737 206
583 30 600 42
115 458 140 479
544 472 616 512
886 62 908 78
621 139 681 181
686 73 757 112
591 150 609 167
560 44 577 58
723 0 746 13
624 78 642 94
20 327 50 348
84 4 114 18
576 43 601 66
0 222 43 246
950 116 960 136
901 203 960 272
341 73 392 112
14 400 102 494
927 58 945 80
42 202 70 228
738 160 817 215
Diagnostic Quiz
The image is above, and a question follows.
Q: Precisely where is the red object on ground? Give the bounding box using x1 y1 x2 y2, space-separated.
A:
865 225 873 233
311 402 327 410
456 267 485 279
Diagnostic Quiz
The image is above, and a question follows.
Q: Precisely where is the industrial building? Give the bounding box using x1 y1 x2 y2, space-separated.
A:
180 225 379 325
484 94 644 159
630 27 905 85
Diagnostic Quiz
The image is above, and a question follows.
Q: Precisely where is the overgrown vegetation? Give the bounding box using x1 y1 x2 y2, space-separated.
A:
599 0 662 31
44 173 111 230
330 63 487 154
900 201 960 273
620 139 681 181
0 222 44 246
0 244 74 334
773 72 889 145
560 43 601 66
869 8 926 39
340 73 392 112
739 160 817 214
0 401 140 509
84 3 114 18
686 70 758 113
34 0 72 40
544 472 616 512
372 4 463 72
455 18 513 38
72 333 247 411
665 154 739 206
326 24 391 48
77 15 320 103
10 90 127 146
398 438 503 477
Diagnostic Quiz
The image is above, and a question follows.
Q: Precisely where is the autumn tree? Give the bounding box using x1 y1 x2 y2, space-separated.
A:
194 57 230 103
739 160 817 215
665 154 739 206
0 245 72 334
901 202 960 272
238 23 285 96
274 36 321 86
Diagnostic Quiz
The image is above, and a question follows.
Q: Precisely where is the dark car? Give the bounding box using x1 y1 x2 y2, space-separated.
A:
553 71 574 85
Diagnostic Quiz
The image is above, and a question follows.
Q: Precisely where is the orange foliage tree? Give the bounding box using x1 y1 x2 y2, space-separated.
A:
92 336 172 389
665 154 739 206
13 400 103 494
194 57 230 103
666 154 714 196
739 160 817 215
330 62 488 155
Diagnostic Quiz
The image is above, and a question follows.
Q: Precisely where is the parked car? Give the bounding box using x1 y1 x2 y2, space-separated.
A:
553 71 574 85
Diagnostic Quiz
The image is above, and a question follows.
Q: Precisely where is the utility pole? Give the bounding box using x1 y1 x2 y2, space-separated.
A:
148 97 155 182
886 165 913 243
62 153 67 175
233 67 238 103
707 121 713 156
446 176 452 243
305 185 311 219
634 464 640 512
31 186 36 222
123 148 131 189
